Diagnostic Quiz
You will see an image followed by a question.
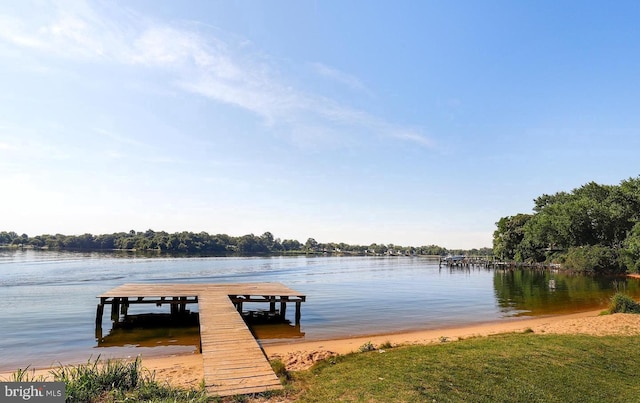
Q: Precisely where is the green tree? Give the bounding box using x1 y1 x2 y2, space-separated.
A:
621 222 640 273
493 214 532 260
304 238 318 252
494 176 640 272
282 239 301 251
0 231 18 244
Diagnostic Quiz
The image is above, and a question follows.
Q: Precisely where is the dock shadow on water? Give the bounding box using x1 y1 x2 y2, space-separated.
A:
96 311 304 352
96 313 202 351
237 302 306 342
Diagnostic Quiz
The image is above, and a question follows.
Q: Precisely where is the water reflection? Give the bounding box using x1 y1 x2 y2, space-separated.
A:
493 269 640 316
95 312 304 349
251 323 305 342
97 323 201 352
6 251 640 371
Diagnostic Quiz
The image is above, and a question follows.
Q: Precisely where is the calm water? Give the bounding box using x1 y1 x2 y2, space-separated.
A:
1 250 639 371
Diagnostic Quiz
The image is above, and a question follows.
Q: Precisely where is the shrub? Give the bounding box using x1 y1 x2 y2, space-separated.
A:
609 292 640 314
358 341 376 352
379 340 393 349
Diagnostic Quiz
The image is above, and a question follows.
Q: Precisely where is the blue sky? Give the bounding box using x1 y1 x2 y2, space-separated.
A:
1 1 639 249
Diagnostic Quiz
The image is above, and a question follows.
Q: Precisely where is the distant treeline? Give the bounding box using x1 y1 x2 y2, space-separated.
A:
493 176 640 273
0 230 491 257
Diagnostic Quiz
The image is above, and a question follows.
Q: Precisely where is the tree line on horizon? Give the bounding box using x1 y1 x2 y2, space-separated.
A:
493 176 640 273
0 230 491 257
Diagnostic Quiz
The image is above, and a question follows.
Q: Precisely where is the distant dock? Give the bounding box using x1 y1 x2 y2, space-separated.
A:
439 256 561 270
96 283 306 397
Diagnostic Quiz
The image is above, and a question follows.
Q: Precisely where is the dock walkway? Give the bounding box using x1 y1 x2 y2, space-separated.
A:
97 283 306 396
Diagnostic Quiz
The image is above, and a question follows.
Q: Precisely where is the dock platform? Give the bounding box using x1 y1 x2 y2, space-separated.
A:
96 283 306 396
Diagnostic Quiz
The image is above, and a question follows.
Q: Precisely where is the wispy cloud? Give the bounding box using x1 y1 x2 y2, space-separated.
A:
0 15 45 48
392 130 436 148
0 0 435 149
0 1 133 60
93 128 147 148
310 62 372 95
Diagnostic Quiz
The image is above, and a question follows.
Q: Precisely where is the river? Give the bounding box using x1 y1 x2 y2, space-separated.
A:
1 249 638 371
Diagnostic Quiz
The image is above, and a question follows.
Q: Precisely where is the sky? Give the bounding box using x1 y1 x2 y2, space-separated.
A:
1 0 639 249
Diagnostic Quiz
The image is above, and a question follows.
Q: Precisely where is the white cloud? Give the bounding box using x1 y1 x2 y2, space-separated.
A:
392 130 436 148
93 128 147 148
0 142 13 151
0 0 435 149
310 62 372 95
0 16 46 49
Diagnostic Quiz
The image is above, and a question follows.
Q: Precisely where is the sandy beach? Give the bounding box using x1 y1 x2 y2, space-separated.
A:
4 309 640 390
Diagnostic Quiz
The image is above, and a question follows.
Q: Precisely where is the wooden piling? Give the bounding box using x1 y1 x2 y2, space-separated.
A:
170 297 179 316
179 296 187 314
280 296 288 320
269 296 276 313
120 297 128 316
110 297 120 322
295 300 301 324
95 303 104 330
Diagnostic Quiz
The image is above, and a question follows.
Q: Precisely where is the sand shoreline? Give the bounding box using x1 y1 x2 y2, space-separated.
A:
4 308 640 389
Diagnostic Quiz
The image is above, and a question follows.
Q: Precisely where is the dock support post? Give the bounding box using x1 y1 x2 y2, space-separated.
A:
179 297 187 314
295 301 302 324
111 298 120 322
236 300 243 314
269 296 276 314
280 296 288 320
95 302 104 337
171 297 179 317
120 297 129 316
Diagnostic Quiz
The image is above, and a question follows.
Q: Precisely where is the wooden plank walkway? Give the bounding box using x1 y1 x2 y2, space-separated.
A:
97 283 305 396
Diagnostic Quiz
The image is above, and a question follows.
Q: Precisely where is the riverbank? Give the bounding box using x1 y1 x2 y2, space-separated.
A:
4 309 640 389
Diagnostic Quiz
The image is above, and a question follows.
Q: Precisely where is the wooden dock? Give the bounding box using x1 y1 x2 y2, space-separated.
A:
96 283 306 397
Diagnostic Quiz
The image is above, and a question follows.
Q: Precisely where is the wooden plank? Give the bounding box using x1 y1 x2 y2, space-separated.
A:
97 282 303 396
197 291 282 396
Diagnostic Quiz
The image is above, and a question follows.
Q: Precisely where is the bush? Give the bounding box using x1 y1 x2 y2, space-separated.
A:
609 292 640 314
358 341 376 352
379 340 393 349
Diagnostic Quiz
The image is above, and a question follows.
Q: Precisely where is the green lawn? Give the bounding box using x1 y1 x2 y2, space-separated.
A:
289 333 640 403
14 333 640 402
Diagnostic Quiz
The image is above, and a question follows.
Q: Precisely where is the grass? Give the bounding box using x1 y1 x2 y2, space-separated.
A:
12 332 640 402
8 366 46 382
270 358 291 382
11 356 208 403
291 333 640 402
